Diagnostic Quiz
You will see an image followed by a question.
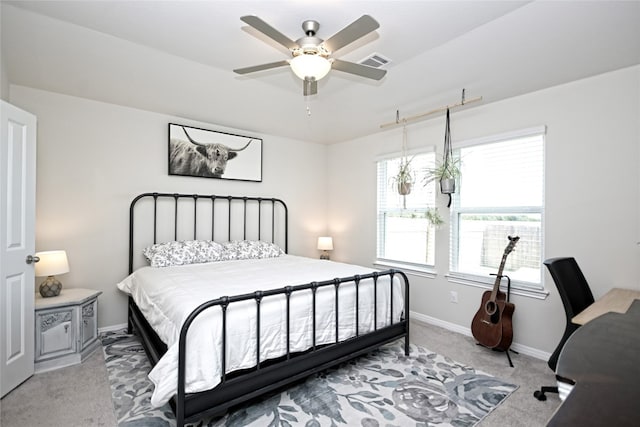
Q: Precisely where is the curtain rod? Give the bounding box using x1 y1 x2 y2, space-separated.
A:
380 94 483 129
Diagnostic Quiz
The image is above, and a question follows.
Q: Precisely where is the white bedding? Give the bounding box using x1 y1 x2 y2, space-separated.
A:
117 255 404 407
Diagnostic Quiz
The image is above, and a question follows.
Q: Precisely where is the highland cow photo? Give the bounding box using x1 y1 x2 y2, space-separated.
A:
168 123 262 182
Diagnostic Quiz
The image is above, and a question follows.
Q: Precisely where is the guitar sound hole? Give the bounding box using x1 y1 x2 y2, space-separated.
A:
485 301 497 316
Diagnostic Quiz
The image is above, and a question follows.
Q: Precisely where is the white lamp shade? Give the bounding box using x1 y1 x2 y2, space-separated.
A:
290 55 331 81
35 250 69 277
317 237 334 251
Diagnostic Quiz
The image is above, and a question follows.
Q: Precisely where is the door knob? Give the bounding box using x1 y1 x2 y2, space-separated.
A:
26 255 40 264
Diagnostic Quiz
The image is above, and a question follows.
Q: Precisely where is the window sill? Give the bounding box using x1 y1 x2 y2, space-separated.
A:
374 260 437 279
446 274 550 300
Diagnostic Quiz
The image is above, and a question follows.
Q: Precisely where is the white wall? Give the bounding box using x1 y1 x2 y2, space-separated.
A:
10 85 328 329
0 43 8 101
327 65 640 355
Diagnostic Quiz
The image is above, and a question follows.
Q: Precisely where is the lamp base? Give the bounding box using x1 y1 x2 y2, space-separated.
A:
39 276 62 298
320 252 330 260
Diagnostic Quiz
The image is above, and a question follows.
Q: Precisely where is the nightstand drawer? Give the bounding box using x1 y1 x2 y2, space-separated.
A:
37 308 77 359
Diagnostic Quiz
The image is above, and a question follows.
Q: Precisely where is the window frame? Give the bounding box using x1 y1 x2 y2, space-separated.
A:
447 126 548 299
375 147 438 275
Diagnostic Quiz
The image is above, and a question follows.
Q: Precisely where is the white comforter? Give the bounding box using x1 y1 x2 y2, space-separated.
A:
117 255 404 407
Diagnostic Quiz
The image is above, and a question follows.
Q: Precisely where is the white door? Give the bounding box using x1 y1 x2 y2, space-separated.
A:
0 100 37 397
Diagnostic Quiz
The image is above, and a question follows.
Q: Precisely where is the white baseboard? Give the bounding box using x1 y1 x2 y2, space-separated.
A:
99 323 128 334
410 310 551 362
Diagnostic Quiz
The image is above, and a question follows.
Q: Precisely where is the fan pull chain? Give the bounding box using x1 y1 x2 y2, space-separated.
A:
303 96 312 117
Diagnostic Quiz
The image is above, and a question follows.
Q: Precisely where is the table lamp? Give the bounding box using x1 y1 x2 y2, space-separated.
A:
35 250 69 297
317 237 333 260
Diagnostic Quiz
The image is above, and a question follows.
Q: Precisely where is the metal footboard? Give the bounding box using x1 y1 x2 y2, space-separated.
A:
175 269 410 426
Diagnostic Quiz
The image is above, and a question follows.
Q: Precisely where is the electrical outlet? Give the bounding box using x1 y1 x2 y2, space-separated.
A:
449 291 458 303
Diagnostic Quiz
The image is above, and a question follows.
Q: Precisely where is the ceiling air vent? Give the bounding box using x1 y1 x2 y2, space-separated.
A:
358 53 391 69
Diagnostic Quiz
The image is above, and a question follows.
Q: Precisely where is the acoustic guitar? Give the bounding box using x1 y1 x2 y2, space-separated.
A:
471 235 519 351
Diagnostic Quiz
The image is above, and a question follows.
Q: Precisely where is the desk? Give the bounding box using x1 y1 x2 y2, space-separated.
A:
548 299 640 426
572 287 640 325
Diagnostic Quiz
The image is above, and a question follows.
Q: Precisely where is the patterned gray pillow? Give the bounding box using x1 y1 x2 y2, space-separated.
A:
143 240 225 267
222 240 284 260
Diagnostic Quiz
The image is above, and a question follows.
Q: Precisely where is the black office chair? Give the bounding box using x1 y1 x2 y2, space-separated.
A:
534 257 595 401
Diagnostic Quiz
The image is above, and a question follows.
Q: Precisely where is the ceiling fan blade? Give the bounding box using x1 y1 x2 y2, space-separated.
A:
234 60 290 75
331 59 387 80
323 15 379 53
303 78 318 96
240 15 298 50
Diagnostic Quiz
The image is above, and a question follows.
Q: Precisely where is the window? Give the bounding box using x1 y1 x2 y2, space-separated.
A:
377 150 437 269
450 127 545 292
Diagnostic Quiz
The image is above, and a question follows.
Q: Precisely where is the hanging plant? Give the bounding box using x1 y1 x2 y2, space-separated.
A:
389 124 415 208
426 207 445 228
424 157 461 191
423 108 461 207
390 158 415 196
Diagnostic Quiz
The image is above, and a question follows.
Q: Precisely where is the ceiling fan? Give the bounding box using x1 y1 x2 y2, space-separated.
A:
233 15 386 96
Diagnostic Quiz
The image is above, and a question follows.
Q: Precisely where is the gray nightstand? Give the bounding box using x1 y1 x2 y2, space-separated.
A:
34 288 102 373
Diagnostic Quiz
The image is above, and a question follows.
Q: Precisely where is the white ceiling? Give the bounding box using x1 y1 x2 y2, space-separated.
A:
2 1 639 144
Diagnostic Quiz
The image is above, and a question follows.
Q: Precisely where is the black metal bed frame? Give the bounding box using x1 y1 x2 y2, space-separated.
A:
127 192 410 427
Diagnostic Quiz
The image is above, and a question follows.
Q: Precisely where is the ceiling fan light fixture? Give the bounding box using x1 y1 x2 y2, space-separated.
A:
235 15 382 95
290 54 331 81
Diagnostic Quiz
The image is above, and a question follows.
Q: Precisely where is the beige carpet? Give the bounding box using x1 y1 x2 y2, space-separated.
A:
0 345 117 427
0 321 560 427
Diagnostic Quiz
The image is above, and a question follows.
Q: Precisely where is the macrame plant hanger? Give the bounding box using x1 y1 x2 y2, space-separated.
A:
398 117 411 209
442 108 454 208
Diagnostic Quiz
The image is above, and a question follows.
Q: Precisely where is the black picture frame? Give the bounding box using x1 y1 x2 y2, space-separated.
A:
168 123 262 182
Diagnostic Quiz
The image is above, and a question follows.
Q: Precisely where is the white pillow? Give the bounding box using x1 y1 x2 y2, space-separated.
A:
143 240 225 267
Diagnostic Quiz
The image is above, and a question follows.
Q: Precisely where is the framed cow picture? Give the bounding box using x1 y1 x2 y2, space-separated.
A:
168 123 263 182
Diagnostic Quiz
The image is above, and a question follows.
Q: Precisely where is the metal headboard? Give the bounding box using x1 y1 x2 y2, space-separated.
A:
128 192 288 273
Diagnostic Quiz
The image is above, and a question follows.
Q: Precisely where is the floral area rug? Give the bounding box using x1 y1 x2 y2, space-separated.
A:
101 330 517 427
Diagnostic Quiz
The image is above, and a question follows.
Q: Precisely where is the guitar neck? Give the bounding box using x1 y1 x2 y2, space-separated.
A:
490 252 509 300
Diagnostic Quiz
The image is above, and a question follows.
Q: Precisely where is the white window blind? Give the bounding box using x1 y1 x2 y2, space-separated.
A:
377 151 437 267
450 129 545 291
